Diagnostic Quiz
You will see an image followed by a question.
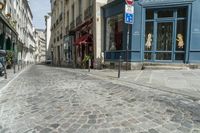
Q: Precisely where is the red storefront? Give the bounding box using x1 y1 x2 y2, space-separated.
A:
73 19 93 68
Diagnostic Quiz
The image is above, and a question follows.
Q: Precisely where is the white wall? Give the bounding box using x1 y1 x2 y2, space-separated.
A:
47 16 51 51
94 0 108 60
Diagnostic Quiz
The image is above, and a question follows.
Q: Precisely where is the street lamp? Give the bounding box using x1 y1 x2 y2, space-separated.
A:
0 0 6 13
0 0 5 11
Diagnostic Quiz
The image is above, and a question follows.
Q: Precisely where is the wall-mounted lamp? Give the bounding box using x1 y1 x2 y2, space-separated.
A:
0 0 5 11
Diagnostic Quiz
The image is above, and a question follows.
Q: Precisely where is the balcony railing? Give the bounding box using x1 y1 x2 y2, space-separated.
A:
70 20 75 29
76 14 82 26
84 5 93 20
65 25 69 34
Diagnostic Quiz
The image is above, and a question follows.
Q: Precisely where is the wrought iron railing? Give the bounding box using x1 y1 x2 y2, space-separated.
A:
65 26 69 34
70 20 75 29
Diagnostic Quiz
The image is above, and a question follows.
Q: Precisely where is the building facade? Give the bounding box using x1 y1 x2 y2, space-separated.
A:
102 0 200 69
0 0 18 66
13 0 36 64
50 0 108 68
35 29 46 63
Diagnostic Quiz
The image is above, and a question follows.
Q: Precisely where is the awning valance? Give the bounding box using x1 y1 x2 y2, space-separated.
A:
74 34 92 45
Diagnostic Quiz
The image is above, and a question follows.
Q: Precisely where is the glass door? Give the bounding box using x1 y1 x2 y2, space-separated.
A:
144 7 187 62
156 21 173 61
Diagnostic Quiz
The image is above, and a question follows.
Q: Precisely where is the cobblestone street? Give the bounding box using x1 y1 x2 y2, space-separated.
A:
0 65 200 133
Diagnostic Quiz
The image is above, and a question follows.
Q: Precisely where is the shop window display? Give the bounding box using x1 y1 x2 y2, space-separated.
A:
106 14 123 51
0 22 4 49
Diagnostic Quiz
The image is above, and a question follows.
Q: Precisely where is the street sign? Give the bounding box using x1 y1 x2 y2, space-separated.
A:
125 0 134 5
125 4 134 24
125 13 134 24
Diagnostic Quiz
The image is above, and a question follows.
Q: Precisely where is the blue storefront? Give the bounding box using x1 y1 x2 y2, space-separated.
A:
102 0 200 66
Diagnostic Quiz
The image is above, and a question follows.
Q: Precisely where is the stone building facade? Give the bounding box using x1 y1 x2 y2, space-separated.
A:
102 0 200 69
50 0 108 68
35 29 46 63
13 0 36 64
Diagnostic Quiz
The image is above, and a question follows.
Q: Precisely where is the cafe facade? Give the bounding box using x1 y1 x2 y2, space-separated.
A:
102 0 200 69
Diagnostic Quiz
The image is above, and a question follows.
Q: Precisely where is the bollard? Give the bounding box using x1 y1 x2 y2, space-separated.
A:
13 61 16 74
4 63 7 79
118 56 122 78
21 61 22 69
88 59 91 72
18 62 19 71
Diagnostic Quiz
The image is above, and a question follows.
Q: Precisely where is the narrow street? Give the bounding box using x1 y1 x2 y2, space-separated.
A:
0 65 200 133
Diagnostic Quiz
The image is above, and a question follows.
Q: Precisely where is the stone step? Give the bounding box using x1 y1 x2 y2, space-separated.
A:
142 63 192 70
142 63 200 70
142 65 189 70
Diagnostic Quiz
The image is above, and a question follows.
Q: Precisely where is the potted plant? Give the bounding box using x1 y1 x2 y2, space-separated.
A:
82 55 91 69
6 50 13 69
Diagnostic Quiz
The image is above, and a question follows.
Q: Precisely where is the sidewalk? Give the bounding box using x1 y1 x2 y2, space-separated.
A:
0 65 31 90
58 67 200 99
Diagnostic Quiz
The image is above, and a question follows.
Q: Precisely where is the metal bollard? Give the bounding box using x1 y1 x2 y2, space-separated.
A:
18 62 19 71
4 63 7 79
13 61 16 74
118 56 122 78
88 59 91 72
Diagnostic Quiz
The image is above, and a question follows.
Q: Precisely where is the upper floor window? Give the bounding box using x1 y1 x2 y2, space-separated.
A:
78 0 82 15
89 0 93 6
72 4 75 21
158 9 173 18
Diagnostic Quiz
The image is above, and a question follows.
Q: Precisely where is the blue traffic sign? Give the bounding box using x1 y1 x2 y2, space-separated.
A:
125 13 134 24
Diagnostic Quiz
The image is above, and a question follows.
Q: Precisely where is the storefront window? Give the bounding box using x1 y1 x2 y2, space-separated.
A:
157 22 173 51
176 20 186 51
64 36 74 62
106 14 123 51
146 9 154 20
0 22 4 49
158 9 173 18
177 7 187 18
144 7 187 62
145 22 153 51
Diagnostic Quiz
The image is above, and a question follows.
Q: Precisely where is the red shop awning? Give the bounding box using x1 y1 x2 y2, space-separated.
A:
74 34 92 45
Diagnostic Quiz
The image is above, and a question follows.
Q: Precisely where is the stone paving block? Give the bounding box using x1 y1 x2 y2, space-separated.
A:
0 65 200 132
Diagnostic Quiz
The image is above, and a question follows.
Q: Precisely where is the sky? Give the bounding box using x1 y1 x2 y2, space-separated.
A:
29 0 51 29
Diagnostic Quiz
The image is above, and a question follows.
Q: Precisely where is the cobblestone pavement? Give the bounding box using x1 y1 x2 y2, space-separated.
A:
0 65 200 133
0 65 29 90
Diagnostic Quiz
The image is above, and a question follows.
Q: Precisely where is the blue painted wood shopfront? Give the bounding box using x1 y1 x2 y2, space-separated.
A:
102 0 200 64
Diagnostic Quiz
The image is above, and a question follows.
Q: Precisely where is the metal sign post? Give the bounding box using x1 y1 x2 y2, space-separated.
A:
125 3 134 70
118 56 122 78
126 25 130 71
88 59 91 72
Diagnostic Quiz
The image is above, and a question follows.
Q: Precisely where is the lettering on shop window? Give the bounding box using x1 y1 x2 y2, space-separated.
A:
145 33 152 49
176 34 184 49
